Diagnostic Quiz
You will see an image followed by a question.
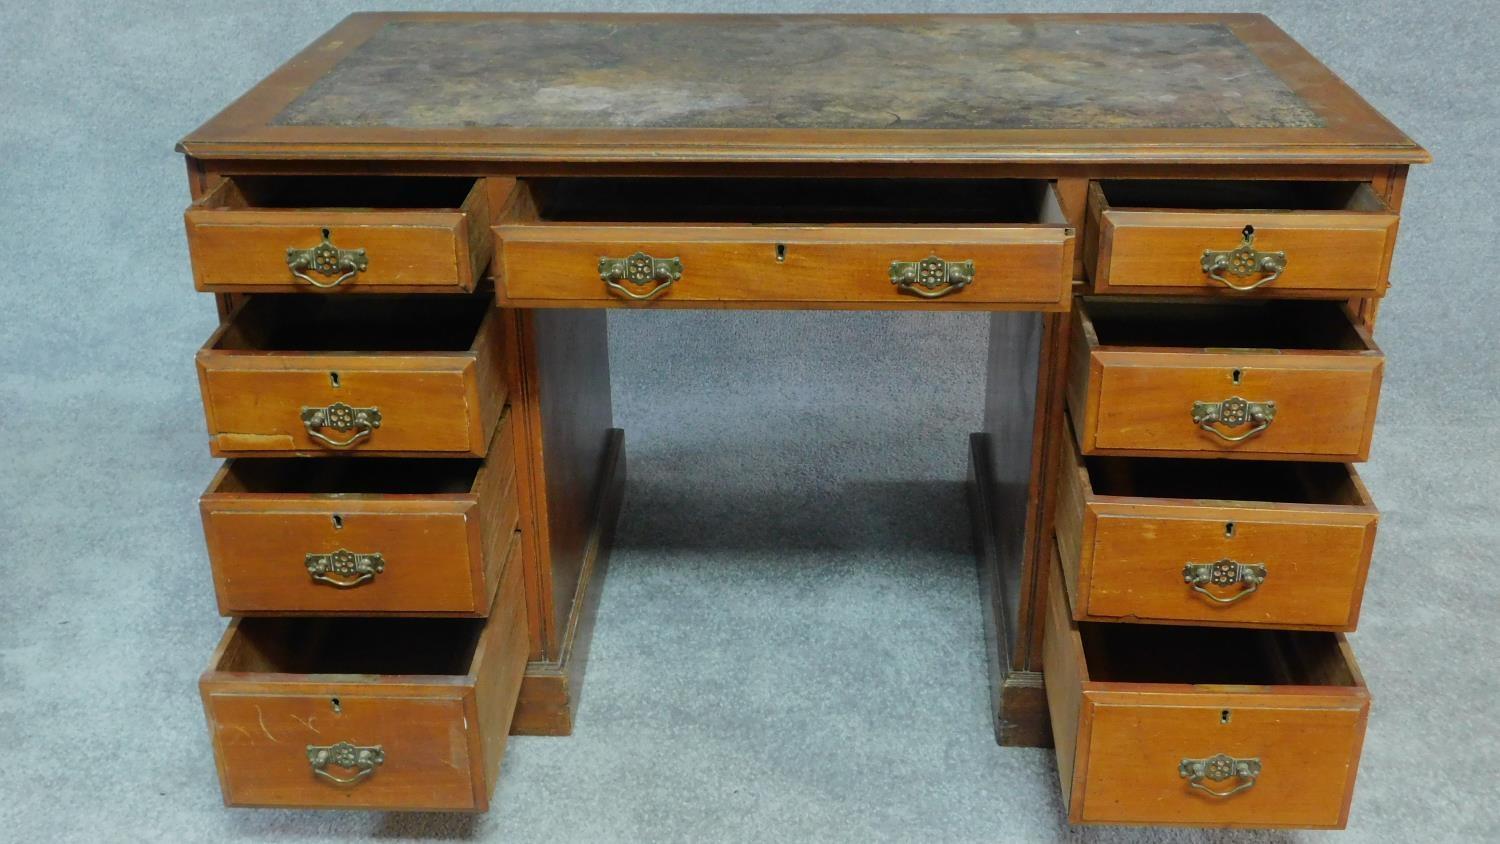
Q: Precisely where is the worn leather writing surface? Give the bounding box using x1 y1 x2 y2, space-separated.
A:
273 19 1322 131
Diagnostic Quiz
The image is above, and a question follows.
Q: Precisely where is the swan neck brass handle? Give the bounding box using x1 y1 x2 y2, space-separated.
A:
1180 754 1261 798
890 256 975 299
1201 225 1286 291
307 742 384 786
306 549 386 588
301 403 381 449
287 229 369 289
1192 396 1275 443
1183 560 1266 605
600 251 683 301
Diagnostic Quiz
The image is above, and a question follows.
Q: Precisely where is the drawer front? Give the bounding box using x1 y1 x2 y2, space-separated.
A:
1082 355 1383 460
198 362 484 455
1087 183 1399 296
205 692 479 810
185 178 500 293
1082 514 1375 629
1044 549 1369 829
202 489 519 616
496 231 1073 308
201 409 520 615
201 552 529 811
1080 698 1367 827
1056 433 1379 629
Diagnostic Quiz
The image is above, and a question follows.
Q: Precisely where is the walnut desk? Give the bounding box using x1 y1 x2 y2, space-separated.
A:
178 13 1426 827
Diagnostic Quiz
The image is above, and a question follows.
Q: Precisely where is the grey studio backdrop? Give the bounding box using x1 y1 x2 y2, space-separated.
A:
1 1 1496 841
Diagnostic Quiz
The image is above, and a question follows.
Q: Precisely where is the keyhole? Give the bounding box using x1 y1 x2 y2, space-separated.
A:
329 371 341 388
1221 709 1232 724
1231 368 1242 386
1225 522 1236 538
1242 224 1254 239
332 514 344 530
331 697 342 713
775 243 787 263
321 228 331 239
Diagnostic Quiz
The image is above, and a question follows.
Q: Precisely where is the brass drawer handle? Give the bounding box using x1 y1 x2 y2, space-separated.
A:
600 251 683 301
890 255 975 299
301 402 381 449
307 742 384 786
1183 560 1266 605
306 549 385 588
287 229 369 289
1191 396 1275 443
1201 225 1286 292
1180 754 1261 798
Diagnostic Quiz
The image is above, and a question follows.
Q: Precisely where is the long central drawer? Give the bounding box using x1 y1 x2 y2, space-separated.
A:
493 177 1075 309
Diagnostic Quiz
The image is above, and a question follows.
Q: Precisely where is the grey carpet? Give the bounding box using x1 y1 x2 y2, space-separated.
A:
1 1 1497 841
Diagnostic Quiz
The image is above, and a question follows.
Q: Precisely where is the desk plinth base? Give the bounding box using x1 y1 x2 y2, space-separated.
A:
969 432 1052 748
512 428 626 735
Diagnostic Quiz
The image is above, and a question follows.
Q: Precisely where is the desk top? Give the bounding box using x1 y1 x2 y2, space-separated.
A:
179 13 1426 165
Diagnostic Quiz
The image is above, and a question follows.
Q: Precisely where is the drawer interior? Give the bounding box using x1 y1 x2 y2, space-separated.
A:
214 457 482 495
216 616 483 676
1096 179 1386 213
1079 620 1356 688
214 295 488 352
519 177 1058 224
214 175 478 211
1085 454 1364 505
1084 298 1368 351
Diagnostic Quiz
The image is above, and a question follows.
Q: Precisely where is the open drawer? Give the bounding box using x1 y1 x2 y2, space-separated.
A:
185 176 508 292
1084 180 1399 297
196 295 507 457
1056 430 1378 630
1044 546 1369 828
493 178 1075 309
1067 298 1384 461
199 552 527 811
200 410 520 616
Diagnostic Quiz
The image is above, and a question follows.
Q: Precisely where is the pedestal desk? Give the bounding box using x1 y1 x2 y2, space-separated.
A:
178 13 1426 828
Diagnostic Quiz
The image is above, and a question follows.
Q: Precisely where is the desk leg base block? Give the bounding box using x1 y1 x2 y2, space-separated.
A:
512 428 627 736
968 432 1052 748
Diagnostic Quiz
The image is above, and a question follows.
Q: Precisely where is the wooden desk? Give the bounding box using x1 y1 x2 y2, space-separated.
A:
179 13 1425 826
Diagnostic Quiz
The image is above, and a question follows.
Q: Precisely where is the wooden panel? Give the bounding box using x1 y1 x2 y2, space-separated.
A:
512 429 627 736
1044 553 1370 828
1088 181 1398 296
495 181 1073 309
200 413 519 616
1056 432 1379 629
969 433 1051 747
1068 299 1384 461
526 310 615 657
185 177 507 293
196 298 506 457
